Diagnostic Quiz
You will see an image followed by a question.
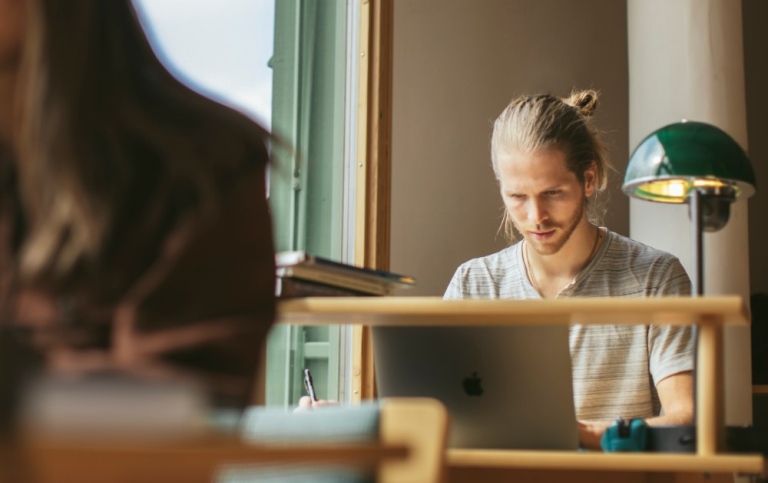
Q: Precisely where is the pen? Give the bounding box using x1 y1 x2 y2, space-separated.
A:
303 368 318 403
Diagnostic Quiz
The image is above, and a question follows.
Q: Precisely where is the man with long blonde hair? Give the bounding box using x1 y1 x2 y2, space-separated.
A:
445 90 694 449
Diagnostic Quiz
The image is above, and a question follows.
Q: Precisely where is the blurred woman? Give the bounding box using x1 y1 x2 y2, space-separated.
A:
0 0 275 410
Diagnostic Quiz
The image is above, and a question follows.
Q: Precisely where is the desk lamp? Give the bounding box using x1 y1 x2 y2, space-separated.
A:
622 120 756 296
622 120 757 453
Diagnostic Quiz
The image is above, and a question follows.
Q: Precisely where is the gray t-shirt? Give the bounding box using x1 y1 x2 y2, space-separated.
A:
444 228 694 421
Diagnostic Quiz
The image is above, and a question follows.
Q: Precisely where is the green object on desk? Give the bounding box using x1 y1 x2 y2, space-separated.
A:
601 418 648 452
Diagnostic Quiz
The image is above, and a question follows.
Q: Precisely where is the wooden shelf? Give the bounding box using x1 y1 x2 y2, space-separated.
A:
278 296 749 327
754 385 768 395
448 449 765 474
278 295 764 477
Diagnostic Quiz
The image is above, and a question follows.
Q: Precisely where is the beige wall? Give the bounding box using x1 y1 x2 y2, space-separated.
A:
744 0 768 297
390 0 628 295
390 0 767 300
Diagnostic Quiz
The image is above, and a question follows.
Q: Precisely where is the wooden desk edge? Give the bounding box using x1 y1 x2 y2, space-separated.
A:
278 296 748 326
446 450 765 474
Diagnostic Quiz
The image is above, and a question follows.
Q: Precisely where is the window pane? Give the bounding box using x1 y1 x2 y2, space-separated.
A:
133 0 274 128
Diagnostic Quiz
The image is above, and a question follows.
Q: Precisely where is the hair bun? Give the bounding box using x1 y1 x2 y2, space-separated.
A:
565 89 599 118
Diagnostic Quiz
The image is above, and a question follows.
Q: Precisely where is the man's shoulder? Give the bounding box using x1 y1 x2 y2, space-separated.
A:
605 230 681 265
586 230 691 297
456 244 517 270
445 243 527 299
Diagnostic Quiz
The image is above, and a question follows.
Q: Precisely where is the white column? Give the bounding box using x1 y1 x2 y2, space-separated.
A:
627 0 752 425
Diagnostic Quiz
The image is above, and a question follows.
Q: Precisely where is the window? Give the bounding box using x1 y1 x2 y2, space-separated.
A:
133 0 274 129
134 0 388 407
265 0 352 406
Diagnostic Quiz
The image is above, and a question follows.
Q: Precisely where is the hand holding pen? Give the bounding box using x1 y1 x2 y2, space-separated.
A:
296 368 337 410
303 368 318 403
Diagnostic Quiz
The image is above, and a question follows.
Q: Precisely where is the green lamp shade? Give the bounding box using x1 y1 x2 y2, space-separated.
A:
623 121 757 203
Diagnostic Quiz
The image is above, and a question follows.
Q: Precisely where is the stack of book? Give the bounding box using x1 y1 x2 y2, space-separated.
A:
275 251 416 298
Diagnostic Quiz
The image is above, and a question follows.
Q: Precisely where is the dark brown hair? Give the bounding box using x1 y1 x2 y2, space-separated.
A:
12 0 269 299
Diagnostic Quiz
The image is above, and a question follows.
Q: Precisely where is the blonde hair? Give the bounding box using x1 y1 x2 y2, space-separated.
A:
490 89 611 242
12 0 270 299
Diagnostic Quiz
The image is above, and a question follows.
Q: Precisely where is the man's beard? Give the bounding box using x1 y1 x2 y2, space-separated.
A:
519 197 586 256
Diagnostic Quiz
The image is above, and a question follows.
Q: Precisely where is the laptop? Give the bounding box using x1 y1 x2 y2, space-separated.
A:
372 325 579 450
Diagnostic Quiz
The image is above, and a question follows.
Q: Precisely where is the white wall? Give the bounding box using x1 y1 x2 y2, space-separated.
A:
390 0 629 296
627 0 752 426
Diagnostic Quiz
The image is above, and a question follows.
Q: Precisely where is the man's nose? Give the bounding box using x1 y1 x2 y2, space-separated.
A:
527 199 548 224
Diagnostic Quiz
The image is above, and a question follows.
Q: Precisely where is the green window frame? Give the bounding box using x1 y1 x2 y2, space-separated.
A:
265 0 351 407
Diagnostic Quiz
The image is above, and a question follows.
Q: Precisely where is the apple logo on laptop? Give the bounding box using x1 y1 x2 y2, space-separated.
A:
462 372 483 396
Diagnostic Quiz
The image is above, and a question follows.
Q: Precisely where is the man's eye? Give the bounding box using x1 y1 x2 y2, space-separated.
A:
545 190 561 196
507 193 524 199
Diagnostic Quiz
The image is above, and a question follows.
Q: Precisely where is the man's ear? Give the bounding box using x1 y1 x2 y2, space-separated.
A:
584 162 597 197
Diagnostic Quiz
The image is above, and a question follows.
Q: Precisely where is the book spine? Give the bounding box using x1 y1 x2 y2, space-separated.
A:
276 252 414 287
276 277 373 298
277 267 393 295
308 259 415 286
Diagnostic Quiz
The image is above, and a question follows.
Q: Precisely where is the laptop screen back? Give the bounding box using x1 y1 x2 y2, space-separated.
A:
373 325 579 450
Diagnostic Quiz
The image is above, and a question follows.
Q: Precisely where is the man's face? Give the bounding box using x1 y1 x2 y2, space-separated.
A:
497 148 595 256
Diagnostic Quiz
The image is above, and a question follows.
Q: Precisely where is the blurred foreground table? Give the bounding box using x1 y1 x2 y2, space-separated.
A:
12 436 407 483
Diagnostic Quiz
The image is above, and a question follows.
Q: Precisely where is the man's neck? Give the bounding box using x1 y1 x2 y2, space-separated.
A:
524 220 602 298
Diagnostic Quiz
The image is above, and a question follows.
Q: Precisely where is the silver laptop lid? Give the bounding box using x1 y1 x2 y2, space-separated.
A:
373 325 578 450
